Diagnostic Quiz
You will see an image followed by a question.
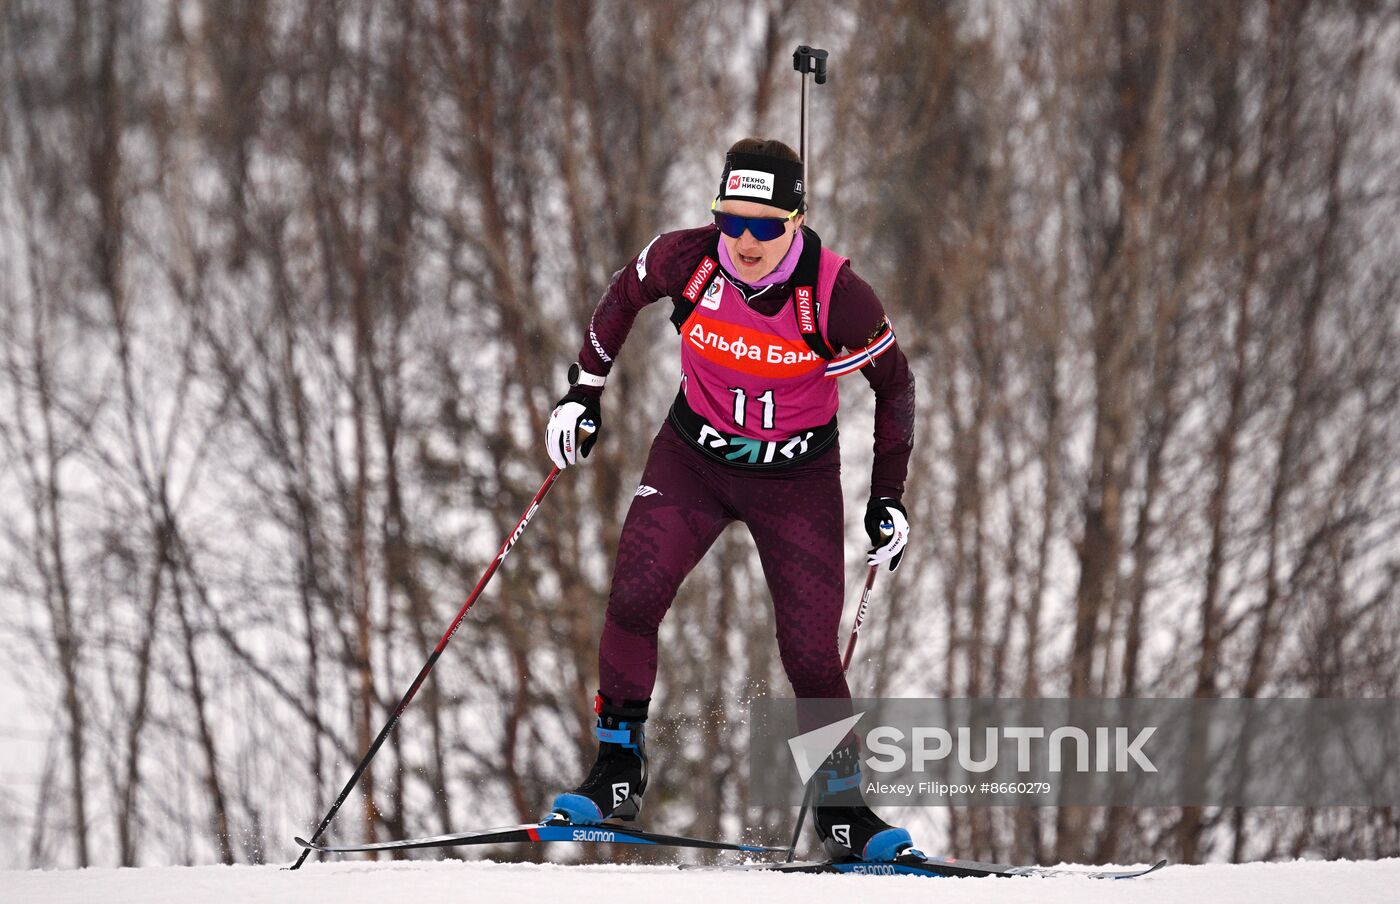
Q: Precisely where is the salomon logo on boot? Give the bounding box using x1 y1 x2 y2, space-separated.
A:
812 739 915 861
549 693 650 825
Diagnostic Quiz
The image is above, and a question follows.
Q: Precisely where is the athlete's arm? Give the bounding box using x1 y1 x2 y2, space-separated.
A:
573 227 718 391
549 228 717 468
825 266 916 501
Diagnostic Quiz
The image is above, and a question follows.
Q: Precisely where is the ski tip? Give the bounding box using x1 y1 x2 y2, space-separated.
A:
1105 859 1168 879
1133 859 1168 874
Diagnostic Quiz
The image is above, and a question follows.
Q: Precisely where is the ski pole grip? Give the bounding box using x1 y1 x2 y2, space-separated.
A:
792 45 828 84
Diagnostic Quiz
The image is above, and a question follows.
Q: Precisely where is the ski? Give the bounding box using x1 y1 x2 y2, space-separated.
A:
688 854 1168 879
295 818 783 856
297 821 1164 878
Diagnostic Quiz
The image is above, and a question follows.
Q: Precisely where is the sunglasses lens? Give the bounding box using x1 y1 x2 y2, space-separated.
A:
748 218 787 241
714 212 746 238
713 212 787 241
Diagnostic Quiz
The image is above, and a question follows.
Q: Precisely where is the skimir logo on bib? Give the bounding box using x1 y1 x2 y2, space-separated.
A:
795 287 816 333
683 257 717 302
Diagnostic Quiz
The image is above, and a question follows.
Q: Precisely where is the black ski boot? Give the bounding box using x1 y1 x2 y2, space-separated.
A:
549 693 649 825
812 739 917 861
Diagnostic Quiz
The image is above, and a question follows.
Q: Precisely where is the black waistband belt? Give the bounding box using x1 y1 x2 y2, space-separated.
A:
667 390 838 470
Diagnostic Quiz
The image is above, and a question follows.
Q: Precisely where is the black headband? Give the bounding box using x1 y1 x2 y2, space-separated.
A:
717 151 805 212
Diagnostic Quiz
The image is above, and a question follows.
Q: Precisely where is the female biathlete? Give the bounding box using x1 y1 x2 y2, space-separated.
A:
543 138 916 862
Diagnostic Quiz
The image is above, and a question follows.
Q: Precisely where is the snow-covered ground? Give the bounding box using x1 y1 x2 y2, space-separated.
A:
7 857 1399 904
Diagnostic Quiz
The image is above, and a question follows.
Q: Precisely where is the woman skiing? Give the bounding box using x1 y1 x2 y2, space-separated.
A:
543 138 917 862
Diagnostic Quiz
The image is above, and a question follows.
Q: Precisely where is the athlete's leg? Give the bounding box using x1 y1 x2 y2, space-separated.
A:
598 424 733 701
554 426 733 824
740 454 915 861
739 453 850 704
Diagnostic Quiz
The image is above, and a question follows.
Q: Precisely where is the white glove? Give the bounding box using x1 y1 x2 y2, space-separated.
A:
546 395 600 469
865 497 909 571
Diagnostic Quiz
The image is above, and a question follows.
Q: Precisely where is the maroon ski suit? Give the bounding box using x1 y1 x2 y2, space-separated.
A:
574 226 915 703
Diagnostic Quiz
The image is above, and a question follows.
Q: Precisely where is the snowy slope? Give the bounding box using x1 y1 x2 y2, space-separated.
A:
7 857 1399 904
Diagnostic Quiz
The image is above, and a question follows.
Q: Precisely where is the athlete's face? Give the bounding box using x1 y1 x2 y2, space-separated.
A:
717 199 804 284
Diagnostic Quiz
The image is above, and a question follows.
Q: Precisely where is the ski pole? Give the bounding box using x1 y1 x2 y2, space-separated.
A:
289 463 570 869
841 564 879 672
784 563 879 861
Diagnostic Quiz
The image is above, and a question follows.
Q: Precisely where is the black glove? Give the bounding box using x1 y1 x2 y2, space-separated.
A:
546 389 602 469
864 496 909 572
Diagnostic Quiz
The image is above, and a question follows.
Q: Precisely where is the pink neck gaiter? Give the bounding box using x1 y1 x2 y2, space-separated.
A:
718 229 805 289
